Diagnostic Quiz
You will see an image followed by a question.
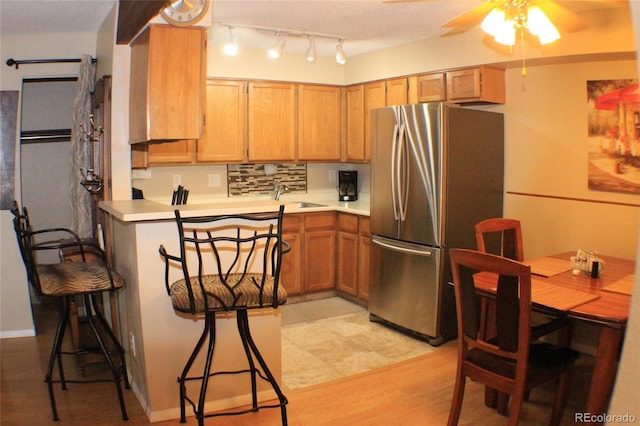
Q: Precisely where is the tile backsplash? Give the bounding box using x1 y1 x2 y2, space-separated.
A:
227 163 307 197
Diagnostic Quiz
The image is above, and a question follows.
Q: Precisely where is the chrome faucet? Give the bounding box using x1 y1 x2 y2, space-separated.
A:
273 182 290 200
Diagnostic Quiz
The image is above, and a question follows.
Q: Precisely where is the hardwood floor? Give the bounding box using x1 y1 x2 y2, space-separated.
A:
1 299 594 425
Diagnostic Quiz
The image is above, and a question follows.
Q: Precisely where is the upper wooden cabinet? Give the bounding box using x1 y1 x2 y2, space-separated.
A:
446 66 505 104
345 85 365 162
385 77 409 106
297 84 341 161
148 139 195 165
197 80 247 163
129 25 206 144
363 81 386 162
247 81 297 162
416 72 447 102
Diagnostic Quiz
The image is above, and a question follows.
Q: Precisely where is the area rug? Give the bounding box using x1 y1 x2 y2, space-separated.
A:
281 310 437 391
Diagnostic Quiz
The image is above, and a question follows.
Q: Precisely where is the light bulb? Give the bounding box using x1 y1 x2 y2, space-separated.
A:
481 8 506 37
268 33 286 59
223 27 238 56
527 6 560 45
306 38 316 62
336 40 347 65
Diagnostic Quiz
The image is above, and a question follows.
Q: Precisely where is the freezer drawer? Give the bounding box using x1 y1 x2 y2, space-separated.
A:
369 235 443 343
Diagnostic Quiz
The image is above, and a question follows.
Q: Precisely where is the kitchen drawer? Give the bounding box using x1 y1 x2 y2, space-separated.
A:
304 212 336 231
282 214 303 233
339 213 358 233
359 216 370 236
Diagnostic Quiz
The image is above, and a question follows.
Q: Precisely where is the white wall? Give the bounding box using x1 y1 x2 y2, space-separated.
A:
0 29 103 337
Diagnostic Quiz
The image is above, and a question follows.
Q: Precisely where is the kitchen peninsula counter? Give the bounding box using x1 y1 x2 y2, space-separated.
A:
100 195 370 222
98 195 369 422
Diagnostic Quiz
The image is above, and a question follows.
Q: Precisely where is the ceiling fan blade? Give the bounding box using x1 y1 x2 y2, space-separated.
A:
441 2 495 28
535 0 588 33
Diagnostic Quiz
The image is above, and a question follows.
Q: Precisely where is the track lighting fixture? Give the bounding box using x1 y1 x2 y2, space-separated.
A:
216 22 346 64
335 39 347 65
268 32 286 59
305 37 317 63
223 26 238 56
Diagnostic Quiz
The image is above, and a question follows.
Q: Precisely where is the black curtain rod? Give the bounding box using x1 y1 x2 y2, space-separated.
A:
5 57 96 70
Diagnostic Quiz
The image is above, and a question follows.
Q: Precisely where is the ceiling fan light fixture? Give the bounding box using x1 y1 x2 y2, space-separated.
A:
527 5 560 44
336 39 347 65
494 22 516 46
268 32 286 59
223 26 238 56
306 37 317 62
480 8 506 37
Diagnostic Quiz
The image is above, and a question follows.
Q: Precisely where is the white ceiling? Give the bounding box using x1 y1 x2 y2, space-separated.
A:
0 0 629 59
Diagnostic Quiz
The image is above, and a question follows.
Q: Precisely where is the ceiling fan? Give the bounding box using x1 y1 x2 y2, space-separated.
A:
386 0 626 74
387 0 624 41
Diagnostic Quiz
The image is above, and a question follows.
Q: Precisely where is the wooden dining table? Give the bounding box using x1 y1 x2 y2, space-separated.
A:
472 251 635 419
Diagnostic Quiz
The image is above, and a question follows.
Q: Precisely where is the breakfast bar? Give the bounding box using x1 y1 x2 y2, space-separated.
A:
98 197 368 422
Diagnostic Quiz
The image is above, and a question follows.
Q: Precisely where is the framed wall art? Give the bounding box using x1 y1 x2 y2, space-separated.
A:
587 79 640 194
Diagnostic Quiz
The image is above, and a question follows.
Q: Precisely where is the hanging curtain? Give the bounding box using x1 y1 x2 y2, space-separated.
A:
69 54 96 238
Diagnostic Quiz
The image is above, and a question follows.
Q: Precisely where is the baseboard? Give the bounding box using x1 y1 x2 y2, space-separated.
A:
0 328 36 339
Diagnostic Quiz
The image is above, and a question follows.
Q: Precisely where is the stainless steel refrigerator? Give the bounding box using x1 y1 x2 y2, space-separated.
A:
369 103 504 345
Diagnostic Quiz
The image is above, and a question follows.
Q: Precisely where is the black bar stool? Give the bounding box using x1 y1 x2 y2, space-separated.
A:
11 201 129 421
159 205 289 425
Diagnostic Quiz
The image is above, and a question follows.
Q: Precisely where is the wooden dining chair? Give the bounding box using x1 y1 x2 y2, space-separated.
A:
447 249 579 426
475 218 571 342
475 218 572 412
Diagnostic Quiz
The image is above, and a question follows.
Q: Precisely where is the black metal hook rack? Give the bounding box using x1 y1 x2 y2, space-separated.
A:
5 57 96 70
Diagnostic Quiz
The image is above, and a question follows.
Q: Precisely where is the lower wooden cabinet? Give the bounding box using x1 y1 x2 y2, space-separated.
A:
280 212 370 301
304 212 336 293
357 216 371 301
337 213 371 302
280 212 336 296
280 214 303 296
337 213 359 296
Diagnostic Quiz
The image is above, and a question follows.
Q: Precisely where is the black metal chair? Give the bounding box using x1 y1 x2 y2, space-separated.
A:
11 201 129 421
159 205 289 425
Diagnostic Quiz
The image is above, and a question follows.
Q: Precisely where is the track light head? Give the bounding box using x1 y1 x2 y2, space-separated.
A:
336 39 347 65
268 32 286 59
306 37 316 62
223 27 238 56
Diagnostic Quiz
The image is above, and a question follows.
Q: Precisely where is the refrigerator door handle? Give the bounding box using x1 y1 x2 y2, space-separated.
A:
372 236 433 256
390 123 401 221
398 123 408 222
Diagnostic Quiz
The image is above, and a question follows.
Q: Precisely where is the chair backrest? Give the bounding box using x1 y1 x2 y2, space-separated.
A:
449 248 532 365
12 204 42 294
162 205 287 313
475 218 524 262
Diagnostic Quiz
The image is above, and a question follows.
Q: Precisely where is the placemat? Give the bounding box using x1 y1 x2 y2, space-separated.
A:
530 280 600 311
524 256 572 277
602 274 634 296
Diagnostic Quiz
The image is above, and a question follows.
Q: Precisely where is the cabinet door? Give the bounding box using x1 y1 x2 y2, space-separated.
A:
345 84 365 162
131 145 147 168
247 81 297 161
364 81 386 162
129 25 205 143
446 66 505 104
386 77 408 106
147 140 195 164
197 80 246 163
416 72 446 102
337 213 359 296
280 215 303 296
303 213 336 293
357 217 371 302
298 84 341 161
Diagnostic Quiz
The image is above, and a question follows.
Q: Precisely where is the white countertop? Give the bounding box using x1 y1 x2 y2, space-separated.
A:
99 193 370 222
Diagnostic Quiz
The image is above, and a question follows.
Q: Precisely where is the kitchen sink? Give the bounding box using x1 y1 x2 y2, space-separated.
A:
292 201 328 208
